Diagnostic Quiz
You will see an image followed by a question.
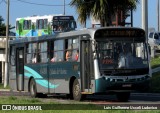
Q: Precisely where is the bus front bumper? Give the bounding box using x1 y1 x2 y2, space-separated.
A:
95 76 151 93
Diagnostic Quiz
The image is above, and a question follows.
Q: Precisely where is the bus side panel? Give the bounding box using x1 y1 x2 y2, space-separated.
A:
24 30 33 37
23 77 29 92
52 79 69 93
35 30 48 37
9 65 17 90
50 62 80 94
24 64 49 93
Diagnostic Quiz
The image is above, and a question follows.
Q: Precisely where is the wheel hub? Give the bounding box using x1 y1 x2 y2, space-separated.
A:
74 84 80 96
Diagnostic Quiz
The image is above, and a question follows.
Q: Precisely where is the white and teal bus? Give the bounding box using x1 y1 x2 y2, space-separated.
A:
9 27 151 101
16 14 77 37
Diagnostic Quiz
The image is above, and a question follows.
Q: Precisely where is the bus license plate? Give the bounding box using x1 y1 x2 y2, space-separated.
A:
122 84 132 87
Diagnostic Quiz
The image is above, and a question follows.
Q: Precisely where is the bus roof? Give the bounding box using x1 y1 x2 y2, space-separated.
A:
16 14 74 21
9 27 145 45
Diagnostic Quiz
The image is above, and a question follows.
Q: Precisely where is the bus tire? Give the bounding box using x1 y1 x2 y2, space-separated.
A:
116 92 130 102
29 79 38 98
72 79 85 101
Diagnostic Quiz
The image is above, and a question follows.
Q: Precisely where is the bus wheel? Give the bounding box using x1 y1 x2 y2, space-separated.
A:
30 79 38 98
72 79 85 101
116 92 130 102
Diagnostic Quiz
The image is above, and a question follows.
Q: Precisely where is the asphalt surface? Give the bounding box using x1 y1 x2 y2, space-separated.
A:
0 89 29 96
152 66 160 73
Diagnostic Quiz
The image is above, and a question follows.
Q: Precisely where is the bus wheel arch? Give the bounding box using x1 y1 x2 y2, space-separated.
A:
28 77 34 92
29 78 38 98
72 78 85 101
68 76 76 99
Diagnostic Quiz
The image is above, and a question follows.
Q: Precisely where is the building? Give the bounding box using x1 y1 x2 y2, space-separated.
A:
0 37 6 83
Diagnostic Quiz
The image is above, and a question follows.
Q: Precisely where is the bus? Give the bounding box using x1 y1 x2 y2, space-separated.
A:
15 14 77 37
9 27 151 101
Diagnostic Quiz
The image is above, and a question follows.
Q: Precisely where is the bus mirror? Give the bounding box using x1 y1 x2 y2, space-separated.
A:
74 22 77 28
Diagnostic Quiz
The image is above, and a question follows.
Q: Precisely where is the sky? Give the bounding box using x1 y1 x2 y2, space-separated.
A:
0 0 158 31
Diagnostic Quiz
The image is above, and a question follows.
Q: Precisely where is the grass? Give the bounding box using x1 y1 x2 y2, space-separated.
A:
0 96 41 104
150 56 160 69
0 96 159 113
149 71 160 92
0 83 10 89
149 57 160 92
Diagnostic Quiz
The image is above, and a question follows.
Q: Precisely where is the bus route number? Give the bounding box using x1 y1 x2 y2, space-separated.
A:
102 59 113 64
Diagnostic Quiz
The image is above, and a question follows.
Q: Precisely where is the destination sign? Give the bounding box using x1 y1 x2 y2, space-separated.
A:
95 28 145 38
53 16 74 20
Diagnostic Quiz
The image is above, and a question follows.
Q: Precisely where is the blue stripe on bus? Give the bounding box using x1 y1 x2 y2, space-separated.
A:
24 66 59 89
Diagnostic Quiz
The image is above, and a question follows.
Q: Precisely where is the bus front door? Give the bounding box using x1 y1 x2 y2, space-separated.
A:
81 40 92 93
16 47 24 91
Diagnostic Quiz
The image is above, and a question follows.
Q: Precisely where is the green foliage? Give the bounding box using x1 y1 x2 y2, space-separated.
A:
0 15 15 36
0 16 6 36
70 0 139 26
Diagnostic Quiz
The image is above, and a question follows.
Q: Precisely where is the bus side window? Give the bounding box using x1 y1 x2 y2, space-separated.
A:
26 44 30 63
23 20 27 30
28 20 31 29
66 50 72 61
72 38 79 61
54 40 64 62
38 42 48 63
32 53 37 63
44 19 48 29
65 38 79 61
72 50 79 61
32 43 37 63
26 43 37 63
65 39 72 61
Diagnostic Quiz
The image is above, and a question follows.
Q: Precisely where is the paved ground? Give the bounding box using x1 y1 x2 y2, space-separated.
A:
152 67 160 73
0 89 29 96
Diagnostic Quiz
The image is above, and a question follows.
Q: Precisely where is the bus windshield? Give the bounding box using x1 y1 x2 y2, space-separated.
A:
96 40 149 71
53 20 76 32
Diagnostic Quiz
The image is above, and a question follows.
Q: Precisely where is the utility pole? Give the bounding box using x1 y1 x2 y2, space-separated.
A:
142 0 148 42
158 0 160 31
63 0 66 15
4 0 9 87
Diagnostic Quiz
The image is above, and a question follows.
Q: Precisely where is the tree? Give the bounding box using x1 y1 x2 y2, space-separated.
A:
0 16 6 36
0 16 15 36
70 0 139 27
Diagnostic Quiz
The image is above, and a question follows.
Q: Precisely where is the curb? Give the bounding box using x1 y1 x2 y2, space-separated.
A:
131 93 160 97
